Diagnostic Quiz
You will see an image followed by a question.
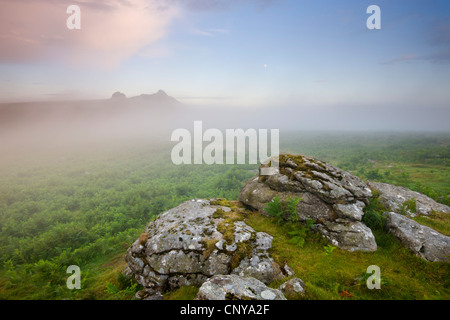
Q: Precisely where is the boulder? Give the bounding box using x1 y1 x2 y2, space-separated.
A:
314 219 378 252
239 154 377 252
384 212 450 262
125 199 284 299
367 182 450 216
196 275 286 300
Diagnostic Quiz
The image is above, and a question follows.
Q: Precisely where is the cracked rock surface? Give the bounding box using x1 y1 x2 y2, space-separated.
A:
239 154 377 252
384 212 450 262
125 199 284 298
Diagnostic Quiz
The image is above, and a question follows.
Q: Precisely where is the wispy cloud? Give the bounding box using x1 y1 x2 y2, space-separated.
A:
0 0 179 68
383 51 450 65
159 0 279 12
189 28 230 37
382 54 420 65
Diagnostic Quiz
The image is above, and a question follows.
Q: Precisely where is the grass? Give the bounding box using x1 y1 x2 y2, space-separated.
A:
164 286 199 300
0 251 131 300
412 212 450 236
244 212 450 300
1 132 448 300
360 162 450 205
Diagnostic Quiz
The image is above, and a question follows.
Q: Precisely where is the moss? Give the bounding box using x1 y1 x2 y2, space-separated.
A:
230 241 254 269
213 207 244 222
201 238 219 259
210 198 231 207
213 209 224 219
278 154 326 181
217 220 235 245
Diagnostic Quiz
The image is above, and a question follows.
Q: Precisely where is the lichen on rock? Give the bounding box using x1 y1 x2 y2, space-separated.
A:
196 274 286 300
367 181 450 217
125 199 284 299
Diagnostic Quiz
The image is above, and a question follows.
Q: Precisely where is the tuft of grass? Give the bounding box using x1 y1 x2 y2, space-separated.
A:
399 198 417 216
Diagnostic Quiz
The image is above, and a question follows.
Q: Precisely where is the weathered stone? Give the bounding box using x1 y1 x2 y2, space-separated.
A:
239 154 377 252
125 199 284 298
282 264 296 277
196 275 286 300
239 176 278 212
384 212 450 262
315 220 377 252
279 278 306 297
368 182 450 216
143 292 164 300
333 201 365 221
231 232 284 284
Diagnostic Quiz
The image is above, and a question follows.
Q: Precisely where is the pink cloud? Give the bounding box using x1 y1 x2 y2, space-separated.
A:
0 0 179 68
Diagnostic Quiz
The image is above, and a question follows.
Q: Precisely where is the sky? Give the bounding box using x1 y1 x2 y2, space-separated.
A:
0 0 449 130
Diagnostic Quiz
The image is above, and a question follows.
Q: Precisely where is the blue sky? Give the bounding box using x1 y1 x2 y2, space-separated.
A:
1 0 449 115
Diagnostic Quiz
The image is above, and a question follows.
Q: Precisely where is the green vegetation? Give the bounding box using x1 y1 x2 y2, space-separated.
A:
287 228 307 248
362 190 387 231
0 132 449 300
399 198 417 216
245 212 449 300
282 132 450 206
324 245 336 256
264 195 301 224
412 212 450 236
164 286 199 300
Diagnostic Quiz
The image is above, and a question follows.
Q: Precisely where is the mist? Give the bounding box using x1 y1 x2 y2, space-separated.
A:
1 91 449 164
